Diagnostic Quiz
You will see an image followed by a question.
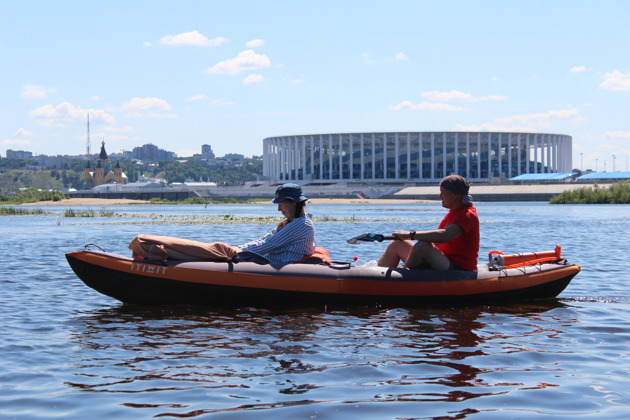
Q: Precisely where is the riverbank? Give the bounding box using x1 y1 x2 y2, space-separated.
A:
21 183 602 205
63 182 607 203
21 198 152 206
22 197 435 206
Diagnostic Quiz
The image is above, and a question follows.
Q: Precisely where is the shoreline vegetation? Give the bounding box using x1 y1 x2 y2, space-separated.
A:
0 206 425 224
0 188 66 205
2 181 630 208
549 180 630 204
0 188 432 206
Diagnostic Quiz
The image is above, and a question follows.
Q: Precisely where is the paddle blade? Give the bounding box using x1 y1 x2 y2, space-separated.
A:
347 233 385 244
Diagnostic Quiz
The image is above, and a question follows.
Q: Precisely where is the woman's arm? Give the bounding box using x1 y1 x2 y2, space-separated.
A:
239 216 313 255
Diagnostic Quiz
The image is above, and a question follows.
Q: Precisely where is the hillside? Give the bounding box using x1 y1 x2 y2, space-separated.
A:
1 170 64 192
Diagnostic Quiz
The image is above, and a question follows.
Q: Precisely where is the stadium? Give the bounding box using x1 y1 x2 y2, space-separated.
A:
262 132 572 184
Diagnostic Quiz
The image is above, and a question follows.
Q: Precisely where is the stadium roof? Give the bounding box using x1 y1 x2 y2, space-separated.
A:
576 172 630 180
509 173 574 181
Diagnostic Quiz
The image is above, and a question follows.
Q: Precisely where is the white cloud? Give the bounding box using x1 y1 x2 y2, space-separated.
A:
385 52 410 62
160 30 228 47
22 84 56 99
600 70 630 91
211 98 236 106
495 108 584 127
143 41 152 47
290 78 304 84
28 102 115 126
176 149 197 158
122 97 173 118
2 139 32 149
91 96 100 101
83 132 130 143
14 128 34 137
422 90 507 102
390 101 465 112
187 94 206 102
207 50 271 75
246 39 265 48
570 66 586 73
602 131 630 139
103 125 135 133
453 107 586 132
243 74 264 84
453 123 534 132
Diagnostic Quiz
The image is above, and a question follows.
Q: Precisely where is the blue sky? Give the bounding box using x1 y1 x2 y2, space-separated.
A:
1 0 629 171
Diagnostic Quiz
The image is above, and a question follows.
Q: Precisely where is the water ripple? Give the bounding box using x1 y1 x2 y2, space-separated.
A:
1 203 630 418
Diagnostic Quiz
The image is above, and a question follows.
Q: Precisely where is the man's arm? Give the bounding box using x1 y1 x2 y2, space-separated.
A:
393 224 464 243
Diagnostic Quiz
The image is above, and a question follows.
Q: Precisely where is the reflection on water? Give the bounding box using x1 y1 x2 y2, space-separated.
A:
61 301 602 418
2 203 630 418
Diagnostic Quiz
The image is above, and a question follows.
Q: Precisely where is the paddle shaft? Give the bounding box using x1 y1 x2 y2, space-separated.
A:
347 233 400 244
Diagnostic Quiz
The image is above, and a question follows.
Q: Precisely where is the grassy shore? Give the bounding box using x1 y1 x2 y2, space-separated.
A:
0 188 66 205
550 180 630 204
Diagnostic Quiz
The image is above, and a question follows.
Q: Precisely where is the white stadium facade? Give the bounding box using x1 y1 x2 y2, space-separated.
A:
262 132 572 184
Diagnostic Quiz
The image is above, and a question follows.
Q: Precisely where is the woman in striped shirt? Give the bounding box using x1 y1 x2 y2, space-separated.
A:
129 183 315 264
237 183 315 264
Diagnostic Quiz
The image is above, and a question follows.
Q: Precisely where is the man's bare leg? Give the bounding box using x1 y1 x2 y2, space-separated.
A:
404 241 451 270
377 240 413 268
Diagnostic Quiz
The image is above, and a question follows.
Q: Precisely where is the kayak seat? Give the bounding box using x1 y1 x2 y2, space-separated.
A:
298 247 332 265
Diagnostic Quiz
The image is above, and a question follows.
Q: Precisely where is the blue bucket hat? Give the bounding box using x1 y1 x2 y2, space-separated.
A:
272 183 308 203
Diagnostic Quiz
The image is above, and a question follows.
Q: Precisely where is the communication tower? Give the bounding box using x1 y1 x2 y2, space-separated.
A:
86 113 91 156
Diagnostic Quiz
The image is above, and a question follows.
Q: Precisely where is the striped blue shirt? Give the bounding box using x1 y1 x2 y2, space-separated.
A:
238 213 315 264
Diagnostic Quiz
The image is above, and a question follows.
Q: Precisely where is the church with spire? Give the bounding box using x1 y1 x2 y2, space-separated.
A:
83 141 127 187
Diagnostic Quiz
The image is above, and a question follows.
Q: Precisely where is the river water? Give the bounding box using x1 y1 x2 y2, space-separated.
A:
1 202 629 419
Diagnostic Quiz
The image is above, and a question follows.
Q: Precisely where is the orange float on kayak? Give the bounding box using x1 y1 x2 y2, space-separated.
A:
489 245 563 269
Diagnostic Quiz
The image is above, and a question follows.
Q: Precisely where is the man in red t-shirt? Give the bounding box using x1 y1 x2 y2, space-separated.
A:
377 175 479 271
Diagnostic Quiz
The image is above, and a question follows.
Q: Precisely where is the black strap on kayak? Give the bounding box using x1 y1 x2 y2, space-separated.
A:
236 251 271 265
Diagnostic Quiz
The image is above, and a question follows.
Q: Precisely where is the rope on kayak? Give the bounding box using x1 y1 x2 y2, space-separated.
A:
84 243 106 252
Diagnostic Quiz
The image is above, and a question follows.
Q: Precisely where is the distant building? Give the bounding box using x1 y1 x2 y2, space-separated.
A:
191 144 217 164
217 153 245 166
263 131 573 184
132 143 176 162
201 144 215 160
38 155 68 169
84 141 127 187
6 149 33 159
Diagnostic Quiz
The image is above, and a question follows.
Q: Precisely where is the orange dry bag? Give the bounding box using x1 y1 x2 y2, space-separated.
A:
488 245 562 269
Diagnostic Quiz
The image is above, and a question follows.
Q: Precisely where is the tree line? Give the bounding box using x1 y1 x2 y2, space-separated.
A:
0 156 263 191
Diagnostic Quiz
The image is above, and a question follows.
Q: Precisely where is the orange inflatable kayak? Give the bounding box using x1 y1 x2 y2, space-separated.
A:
66 245 580 305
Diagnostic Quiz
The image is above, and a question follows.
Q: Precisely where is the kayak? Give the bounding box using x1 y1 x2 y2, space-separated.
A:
65 246 580 306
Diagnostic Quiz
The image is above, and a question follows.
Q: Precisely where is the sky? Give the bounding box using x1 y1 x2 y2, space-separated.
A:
1 0 629 172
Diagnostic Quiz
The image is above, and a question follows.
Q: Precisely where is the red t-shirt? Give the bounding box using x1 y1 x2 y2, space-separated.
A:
435 205 479 271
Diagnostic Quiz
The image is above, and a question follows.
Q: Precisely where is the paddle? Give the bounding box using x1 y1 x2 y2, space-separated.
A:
346 233 396 244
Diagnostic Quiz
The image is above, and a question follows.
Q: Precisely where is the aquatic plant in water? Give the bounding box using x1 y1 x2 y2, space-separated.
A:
0 207 49 216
